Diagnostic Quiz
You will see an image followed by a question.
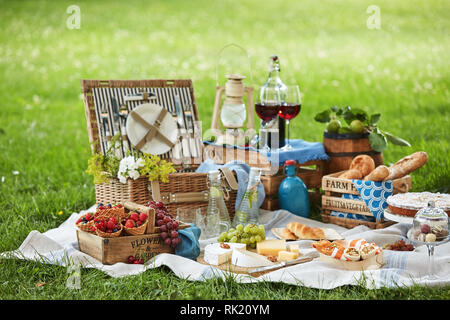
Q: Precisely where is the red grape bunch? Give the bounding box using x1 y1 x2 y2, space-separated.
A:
148 201 182 248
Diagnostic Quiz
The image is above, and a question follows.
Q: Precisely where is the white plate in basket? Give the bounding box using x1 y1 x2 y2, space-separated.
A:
271 227 344 241
126 103 178 155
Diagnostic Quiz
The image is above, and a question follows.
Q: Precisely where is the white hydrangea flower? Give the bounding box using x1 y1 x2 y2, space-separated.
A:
117 156 145 183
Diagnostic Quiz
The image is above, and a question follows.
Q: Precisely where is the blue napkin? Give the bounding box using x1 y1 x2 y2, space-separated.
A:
175 224 201 260
352 179 393 221
203 139 329 165
196 159 265 212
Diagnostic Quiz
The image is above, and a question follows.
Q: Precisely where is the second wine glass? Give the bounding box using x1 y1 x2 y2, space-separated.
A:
254 87 281 152
279 85 302 151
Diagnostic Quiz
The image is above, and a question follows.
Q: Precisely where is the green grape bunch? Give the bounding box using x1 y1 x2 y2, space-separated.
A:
217 223 266 249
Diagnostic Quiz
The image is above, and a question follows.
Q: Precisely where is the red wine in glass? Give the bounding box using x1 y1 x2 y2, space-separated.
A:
278 103 301 120
255 103 280 122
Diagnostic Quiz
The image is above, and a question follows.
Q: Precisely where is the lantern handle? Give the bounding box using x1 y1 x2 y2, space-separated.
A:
215 43 253 87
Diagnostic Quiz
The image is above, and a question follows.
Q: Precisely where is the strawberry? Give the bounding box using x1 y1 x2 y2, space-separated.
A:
139 212 148 222
130 212 139 222
136 221 143 227
76 218 82 224
109 217 117 224
125 219 136 228
106 220 115 230
128 256 135 263
85 213 92 221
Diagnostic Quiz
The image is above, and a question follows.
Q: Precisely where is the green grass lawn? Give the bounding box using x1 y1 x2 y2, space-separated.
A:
0 0 449 299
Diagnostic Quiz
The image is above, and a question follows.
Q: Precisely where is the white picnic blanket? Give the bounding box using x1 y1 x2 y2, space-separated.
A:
1 205 449 289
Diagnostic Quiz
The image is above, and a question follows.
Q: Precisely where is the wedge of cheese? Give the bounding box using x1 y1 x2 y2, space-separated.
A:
256 239 286 256
204 242 246 266
231 248 275 268
278 250 299 262
288 244 299 254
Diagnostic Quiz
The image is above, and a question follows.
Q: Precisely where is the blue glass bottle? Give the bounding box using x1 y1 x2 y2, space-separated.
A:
278 160 310 217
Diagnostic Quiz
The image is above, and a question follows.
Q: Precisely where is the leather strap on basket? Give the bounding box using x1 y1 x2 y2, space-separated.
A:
130 108 175 150
149 180 209 204
218 167 238 191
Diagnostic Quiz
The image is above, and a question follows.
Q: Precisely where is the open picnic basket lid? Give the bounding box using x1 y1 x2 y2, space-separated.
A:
81 79 202 166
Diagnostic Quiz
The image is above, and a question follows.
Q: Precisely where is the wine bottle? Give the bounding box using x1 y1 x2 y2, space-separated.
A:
261 55 286 149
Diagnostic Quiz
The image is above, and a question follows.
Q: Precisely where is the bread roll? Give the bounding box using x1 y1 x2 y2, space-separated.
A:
384 151 428 181
350 155 375 177
287 222 325 240
339 169 363 180
363 165 390 181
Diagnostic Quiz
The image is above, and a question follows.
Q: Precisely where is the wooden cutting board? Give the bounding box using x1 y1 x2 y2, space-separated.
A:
196 249 283 277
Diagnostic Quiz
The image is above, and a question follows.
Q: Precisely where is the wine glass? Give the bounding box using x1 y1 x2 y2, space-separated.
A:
255 87 281 152
279 85 302 151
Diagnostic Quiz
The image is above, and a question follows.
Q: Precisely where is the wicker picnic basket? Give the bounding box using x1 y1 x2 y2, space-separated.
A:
82 79 239 220
94 171 238 220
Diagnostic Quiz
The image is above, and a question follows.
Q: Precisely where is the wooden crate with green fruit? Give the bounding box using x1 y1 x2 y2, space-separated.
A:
314 106 411 174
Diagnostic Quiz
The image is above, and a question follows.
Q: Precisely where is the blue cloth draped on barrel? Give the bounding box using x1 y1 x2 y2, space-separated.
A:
203 139 330 165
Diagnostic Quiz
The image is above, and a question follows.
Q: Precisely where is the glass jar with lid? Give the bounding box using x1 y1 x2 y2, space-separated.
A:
412 200 449 242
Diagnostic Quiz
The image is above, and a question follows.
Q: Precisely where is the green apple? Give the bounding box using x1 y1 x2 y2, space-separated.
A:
350 120 364 133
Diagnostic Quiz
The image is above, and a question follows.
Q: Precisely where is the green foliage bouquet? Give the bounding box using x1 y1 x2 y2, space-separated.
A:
86 134 175 184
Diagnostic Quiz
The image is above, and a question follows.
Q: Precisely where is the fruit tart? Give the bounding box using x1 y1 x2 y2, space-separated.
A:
123 211 149 236
94 215 123 238
76 212 95 233
95 203 127 219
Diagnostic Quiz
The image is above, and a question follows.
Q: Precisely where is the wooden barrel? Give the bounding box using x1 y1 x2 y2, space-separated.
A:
323 131 383 174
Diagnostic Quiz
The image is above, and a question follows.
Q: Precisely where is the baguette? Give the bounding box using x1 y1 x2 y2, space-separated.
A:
339 169 363 180
364 165 390 181
287 222 325 240
383 151 428 181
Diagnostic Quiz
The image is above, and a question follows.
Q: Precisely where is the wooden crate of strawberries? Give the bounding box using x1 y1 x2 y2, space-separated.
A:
76 201 189 265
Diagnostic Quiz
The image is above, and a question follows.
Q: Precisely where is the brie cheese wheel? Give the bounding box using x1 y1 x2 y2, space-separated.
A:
204 242 246 266
231 248 275 268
